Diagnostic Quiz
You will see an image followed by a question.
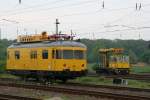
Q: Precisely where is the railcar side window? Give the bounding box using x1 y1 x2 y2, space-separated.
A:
63 50 73 59
53 50 85 59
52 50 55 59
74 50 84 59
42 50 48 59
15 51 20 59
30 51 37 59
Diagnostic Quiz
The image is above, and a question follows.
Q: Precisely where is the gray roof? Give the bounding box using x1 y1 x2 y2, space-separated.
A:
8 41 87 49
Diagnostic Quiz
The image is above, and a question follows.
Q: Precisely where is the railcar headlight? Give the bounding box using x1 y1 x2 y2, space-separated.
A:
82 64 84 67
63 64 66 67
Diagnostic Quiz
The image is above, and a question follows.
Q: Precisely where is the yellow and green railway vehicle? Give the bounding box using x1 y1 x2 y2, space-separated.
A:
7 40 87 82
96 48 130 75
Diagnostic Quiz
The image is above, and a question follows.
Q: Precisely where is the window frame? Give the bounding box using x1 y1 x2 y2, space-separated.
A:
42 50 48 59
30 51 37 59
63 50 74 59
74 50 85 59
53 49 85 60
15 51 20 60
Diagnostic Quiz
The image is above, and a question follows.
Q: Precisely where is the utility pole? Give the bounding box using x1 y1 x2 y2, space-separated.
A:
24 28 27 35
55 19 60 34
139 33 141 40
2 19 19 38
92 33 95 40
19 0 21 4
136 3 142 11
35 29 37 34
17 27 19 36
102 1 105 9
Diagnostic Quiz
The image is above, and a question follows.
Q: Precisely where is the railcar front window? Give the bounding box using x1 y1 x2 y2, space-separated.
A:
123 56 129 62
42 50 48 59
74 50 84 59
15 51 20 59
110 56 117 62
63 50 73 59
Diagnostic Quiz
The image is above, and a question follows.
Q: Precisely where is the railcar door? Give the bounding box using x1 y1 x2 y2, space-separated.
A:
50 49 56 71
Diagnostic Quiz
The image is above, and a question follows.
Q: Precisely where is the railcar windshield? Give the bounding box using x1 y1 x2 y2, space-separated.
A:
74 50 84 59
54 50 85 59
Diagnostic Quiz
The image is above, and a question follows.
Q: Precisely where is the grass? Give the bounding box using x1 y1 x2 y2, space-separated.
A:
0 60 6 71
127 80 150 88
71 76 112 85
0 73 18 79
70 76 113 86
87 63 96 72
131 66 150 74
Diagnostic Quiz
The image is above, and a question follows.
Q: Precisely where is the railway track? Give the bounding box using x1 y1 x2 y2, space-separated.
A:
0 93 40 100
0 80 149 100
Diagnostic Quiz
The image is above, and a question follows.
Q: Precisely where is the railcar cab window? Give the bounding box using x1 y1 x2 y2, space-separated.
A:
122 56 129 62
15 51 20 59
42 50 48 59
74 50 84 59
30 51 37 59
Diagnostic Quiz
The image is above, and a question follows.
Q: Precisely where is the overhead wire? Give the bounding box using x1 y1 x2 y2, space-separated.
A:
1 1 149 23
79 26 150 37
98 26 150 34
2 0 150 18
0 0 97 18
8 3 137 24
0 0 68 13
21 2 150 25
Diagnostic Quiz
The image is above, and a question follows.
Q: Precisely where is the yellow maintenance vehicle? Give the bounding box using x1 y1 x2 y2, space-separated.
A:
96 48 130 75
6 19 87 82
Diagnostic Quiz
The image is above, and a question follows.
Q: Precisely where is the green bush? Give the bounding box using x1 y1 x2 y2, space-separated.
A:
92 63 100 71
0 60 6 72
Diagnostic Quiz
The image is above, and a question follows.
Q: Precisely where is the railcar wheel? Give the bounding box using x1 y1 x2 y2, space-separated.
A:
61 79 67 83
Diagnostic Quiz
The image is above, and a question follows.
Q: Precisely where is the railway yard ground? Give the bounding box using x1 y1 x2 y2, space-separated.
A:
0 85 98 100
0 78 149 100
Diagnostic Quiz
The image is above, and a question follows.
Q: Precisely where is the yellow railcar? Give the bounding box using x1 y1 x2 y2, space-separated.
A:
96 48 130 75
7 41 87 82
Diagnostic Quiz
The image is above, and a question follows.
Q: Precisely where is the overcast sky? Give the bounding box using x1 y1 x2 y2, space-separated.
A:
0 0 150 40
